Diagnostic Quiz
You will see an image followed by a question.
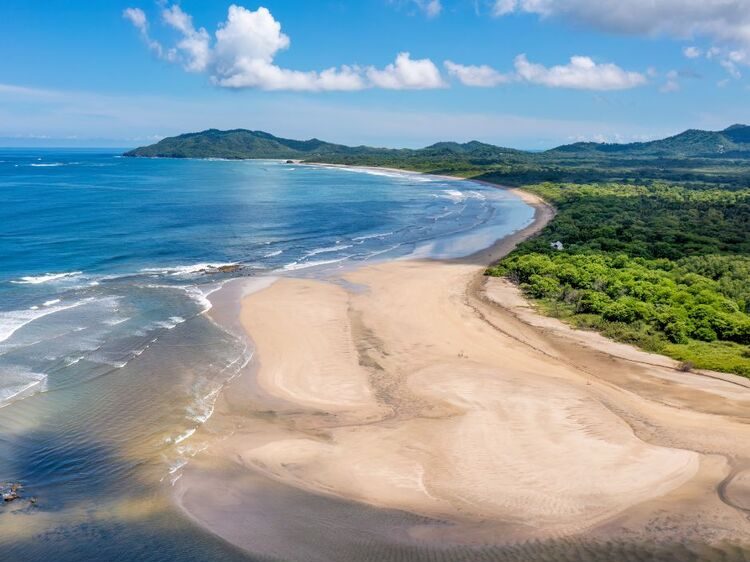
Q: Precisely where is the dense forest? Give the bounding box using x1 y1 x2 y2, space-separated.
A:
488 183 750 376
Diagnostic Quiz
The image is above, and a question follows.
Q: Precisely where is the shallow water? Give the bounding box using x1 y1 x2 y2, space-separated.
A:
0 150 534 561
180 463 750 562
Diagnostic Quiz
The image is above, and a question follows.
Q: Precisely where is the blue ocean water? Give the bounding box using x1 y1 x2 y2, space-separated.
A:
0 149 534 561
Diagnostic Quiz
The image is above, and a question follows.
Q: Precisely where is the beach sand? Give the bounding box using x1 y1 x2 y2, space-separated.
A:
175 187 750 561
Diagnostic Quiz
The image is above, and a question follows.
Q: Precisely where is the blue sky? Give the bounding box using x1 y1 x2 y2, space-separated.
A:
2 0 750 149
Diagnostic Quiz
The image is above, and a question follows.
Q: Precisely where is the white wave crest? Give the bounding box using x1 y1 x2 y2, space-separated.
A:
0 369 48 408
434 189 486 203
303 243 353 258
140 262 239 276
0 300 88 344
281 257 349 272
352 231 394 241
11 271 82 284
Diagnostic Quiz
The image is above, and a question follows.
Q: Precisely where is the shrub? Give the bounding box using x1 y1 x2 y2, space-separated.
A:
692 325 718 342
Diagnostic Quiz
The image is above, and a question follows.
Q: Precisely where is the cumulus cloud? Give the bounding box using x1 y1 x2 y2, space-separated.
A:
124 4 444 92
513 54 647 90
124 3 646 93
161 4 210 72
683 46 702 59
444 61 511 86
366 52 446 89
209 5 367 91
444 55 646 91
493 0 750 80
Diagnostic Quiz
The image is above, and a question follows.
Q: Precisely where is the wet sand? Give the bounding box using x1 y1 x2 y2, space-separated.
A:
175 189 750 561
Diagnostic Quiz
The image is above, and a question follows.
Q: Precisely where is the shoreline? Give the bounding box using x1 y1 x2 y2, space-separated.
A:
174 167 750 561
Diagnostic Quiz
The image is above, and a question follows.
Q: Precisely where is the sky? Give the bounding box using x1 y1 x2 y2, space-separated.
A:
3 0 750 149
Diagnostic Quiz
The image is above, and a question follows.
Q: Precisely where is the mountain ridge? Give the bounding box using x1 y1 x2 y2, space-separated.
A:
124 124 750 163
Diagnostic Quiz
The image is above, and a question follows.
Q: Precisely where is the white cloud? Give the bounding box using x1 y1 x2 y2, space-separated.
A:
391 0 442 18
444 60 511 86
660 70 680 93
493 0 750 79
124 4 444 92
426 0 442 17
720 58 742 79
210 5 347 90
123 7 147 31
415 0 442 18
122 7 164 57
218 61 366 91
513 54 647 90
367 52 446 89
492 0 750 45
161 4 210 72
213 5 289 69
492 0 518 17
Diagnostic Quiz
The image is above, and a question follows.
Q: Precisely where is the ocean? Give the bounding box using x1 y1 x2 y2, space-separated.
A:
0 149 534 561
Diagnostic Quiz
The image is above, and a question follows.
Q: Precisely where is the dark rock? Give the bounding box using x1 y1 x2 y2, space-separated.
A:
200 264 242 275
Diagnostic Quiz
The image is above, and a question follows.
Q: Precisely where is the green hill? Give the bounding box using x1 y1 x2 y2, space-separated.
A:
124 129 357 159
548 125 750 158
125 125 750 161
124 125 750 188
124 129 529 162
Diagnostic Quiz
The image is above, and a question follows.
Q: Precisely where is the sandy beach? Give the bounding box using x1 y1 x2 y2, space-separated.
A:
175 186 750 561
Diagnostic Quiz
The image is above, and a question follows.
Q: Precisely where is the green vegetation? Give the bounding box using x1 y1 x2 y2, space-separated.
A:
487 183 750 376
126 126 750 376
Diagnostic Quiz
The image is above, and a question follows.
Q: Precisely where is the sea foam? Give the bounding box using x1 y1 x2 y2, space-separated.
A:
0 300 88 344
0 369 48 408
11 271 82 284
140 262 239 276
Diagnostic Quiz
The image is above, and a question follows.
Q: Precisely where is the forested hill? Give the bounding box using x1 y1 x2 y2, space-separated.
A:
125 125 750 161
548 124 750 158
123 129 526 162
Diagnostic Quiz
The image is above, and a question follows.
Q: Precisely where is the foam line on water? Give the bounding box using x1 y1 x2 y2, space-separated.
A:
302 243 353 258
352 231 394 241
281 257 349 271
140 262 239 276
0 369 48 408
11 271 82 284
0 300 90 344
